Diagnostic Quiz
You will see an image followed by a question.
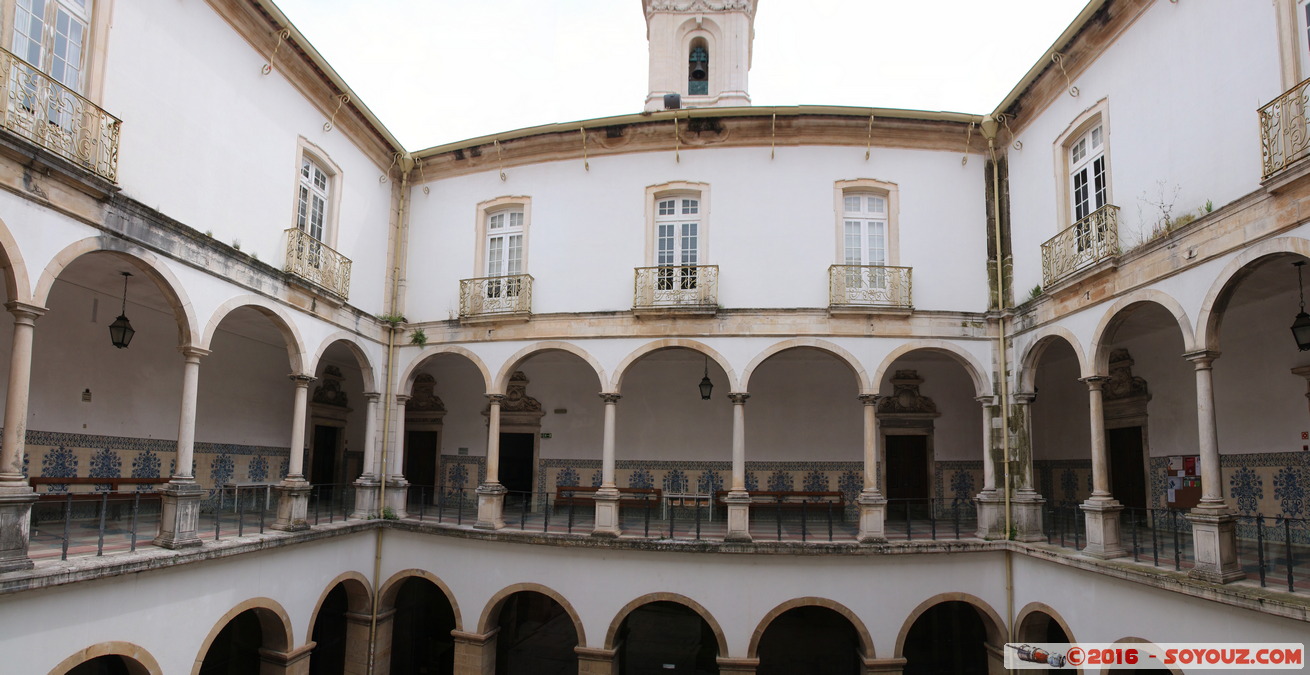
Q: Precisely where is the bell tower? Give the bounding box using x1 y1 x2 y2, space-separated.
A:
643 0 757 111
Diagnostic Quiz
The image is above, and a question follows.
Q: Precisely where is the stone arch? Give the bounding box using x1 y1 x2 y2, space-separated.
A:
1018 326 1090 391
1014 601 1077 644
1196 236 1310 352
871 340 991 397
0 214 31 304
746 597 875 659
304 571 373 643
893 592 1007 658
308 332 380 393
190 597 294 675
739 338 872 392
493 341 607 394
33 237 201 347
1088 288 1196 374
200 295 308 375
603 592 729 656
477 582 586 646
48 642 162 675
399 345 492 395
611 339 738 393
376 568 464 630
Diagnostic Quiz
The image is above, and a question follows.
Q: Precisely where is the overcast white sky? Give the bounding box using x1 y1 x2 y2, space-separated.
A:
273 1 1089 151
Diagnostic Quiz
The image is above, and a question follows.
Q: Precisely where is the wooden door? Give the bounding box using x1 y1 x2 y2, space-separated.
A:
1108 426 1147 511
885 435 929 518
310 425 339 486
499 433 536 495
404 430 439 489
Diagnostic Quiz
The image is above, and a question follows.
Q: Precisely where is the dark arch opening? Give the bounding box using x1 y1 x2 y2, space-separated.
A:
617 601 719 674
309 584 349 675
390 577 457 675
757 606 860 675
65 655 137 675
199 609 265 675
495 591 578 675
689 38 709 95
903 601 988 675
1017 610 1069 644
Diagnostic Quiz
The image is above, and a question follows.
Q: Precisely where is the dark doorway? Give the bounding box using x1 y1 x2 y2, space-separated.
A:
885 435 930 518
406 430 440 489
309 584 348 675
617 601 719 675
390 577 456 675
311 425 340 486
757 606 860 675
1108 426 1146 511
903 601 988 675
499 433 536 495
1018 611 1069 644
496 591 578 675
67 656 135 675
199 609 265 675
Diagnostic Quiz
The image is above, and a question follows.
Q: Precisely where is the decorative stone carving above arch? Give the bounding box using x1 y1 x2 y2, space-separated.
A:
312 365 349 409
408 373 447 427
877 370 941 428
485 371 545 427
1103 348 1151 424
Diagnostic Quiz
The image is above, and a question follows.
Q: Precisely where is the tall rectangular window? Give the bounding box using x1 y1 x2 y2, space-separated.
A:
486 207 525 298
1069 124 1106 222
655 196 700 290
297 155 330 242
12 0 90 93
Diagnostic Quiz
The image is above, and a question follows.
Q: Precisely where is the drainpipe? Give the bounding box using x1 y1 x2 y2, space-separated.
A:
368 153 414 675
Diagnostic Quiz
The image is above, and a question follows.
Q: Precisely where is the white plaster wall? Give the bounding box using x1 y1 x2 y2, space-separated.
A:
197 313 298 448
1006 0 1283 296
1032 339 1090 461
406 143 987 320
100 0 393 313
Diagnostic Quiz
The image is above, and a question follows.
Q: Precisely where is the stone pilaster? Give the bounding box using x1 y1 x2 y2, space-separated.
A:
716 657 759 674
258 642 315 675
452 628 498 675
576 646 618 675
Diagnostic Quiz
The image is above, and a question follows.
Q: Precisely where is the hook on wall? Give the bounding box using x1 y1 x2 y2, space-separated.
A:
324 93 350 133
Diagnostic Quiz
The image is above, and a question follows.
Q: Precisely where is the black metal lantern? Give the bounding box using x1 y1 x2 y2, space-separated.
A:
109 271 135 349
698 356 713 400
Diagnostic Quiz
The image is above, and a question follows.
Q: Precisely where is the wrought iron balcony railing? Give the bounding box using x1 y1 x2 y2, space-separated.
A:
460 274 533 319
1260 76 1310 180
828 264 912 309
633 264 718 311
0 47 120 182
1040 204 1120 287
284 228 352 299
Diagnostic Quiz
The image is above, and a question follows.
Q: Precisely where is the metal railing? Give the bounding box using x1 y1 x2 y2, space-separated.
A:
284 228 352 299
0 47 120 181
1040 204 1120 287
30 490 160 561
633 265 718 310
459 273 533 319
1259 76 1310 179
1236 514 1308 593
828 264 912 309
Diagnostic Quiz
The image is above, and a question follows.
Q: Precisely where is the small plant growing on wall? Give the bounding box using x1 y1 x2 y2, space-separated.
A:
232 239 241 251
376 313 407 325
1027 285 1042 302
381 506 398 520
409 328 427 346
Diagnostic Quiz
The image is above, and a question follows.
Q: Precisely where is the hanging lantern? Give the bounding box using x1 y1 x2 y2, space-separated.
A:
698 355 713 400
109 271 135 349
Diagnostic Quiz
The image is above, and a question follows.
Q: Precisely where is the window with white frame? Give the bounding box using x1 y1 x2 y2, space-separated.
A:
833 180 900 300
484 205 525 298
297 154 331 243
655 194 701 290
11 0 91 93
1069 123 1107 223
843 193 888 268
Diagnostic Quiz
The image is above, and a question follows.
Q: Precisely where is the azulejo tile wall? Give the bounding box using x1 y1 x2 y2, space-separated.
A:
1036 459 1094 508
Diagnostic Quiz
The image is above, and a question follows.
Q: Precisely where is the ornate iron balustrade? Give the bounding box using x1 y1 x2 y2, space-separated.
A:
828 264 912 309
460 273 533 319
284 228 351 299
1040 204 1120 287
633 265 718 310
0 47 120 181
1260 76 1310 179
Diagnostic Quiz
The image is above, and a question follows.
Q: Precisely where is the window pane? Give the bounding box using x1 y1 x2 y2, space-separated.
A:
487 237 503 276
508 210 523 228
869 196 886 213
682 198 698 215
868 222 886 265
681 223 697 264
488 213 503 230
1073 169 1089 220
1092 156 1106 209
659 199 675 216
507 234 522 274
843 196 860 213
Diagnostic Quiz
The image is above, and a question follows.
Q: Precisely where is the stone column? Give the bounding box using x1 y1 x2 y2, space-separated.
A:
1079 375 1126 559
475 394 507 529
723 392 752 542
592 393 622 538
452 628 498 675
342 609 373 675
384 395 410 518
258 643 315 675
1009 392 1046 542
369 607 398 675
576 646 618 675
154 346 209 549
351 392 382 520
856 393 887 543
0 302 44 572
974 395 1006 539
1183 350 1243 583
273 374 315 531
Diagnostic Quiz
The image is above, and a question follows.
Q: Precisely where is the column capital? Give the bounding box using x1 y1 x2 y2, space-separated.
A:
394 394 411 405
363 391 382 402
727 392 750 404
1080 375 1109 389
178 345 211 360
288 374 316 387
1183 349 1221 368
599 392 622 404
975 395 997 406
4 301 46 322
1012 391 1037 405
486 393 506 404
857 393 880 406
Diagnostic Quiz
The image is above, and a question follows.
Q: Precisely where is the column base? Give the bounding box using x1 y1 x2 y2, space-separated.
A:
152 480 206 549
1186 505 1245 584
591 488 621 538
856 490 887 543
474 483 507 530
384 477 409 519
974 490 1006 540
1080 498 1128 559
271 479 311 532
1012 490 1047 542
349 478 379 520
0 483 37 572
723 491 752 542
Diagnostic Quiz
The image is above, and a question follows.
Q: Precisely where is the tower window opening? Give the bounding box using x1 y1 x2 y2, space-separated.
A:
689 44 708 95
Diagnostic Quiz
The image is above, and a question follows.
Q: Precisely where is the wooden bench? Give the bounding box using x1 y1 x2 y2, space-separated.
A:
717 490 846 519
553 485 661 509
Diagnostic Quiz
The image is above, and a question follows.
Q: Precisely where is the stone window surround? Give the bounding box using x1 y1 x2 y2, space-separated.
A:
644 181 709 266
833 178 900 267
